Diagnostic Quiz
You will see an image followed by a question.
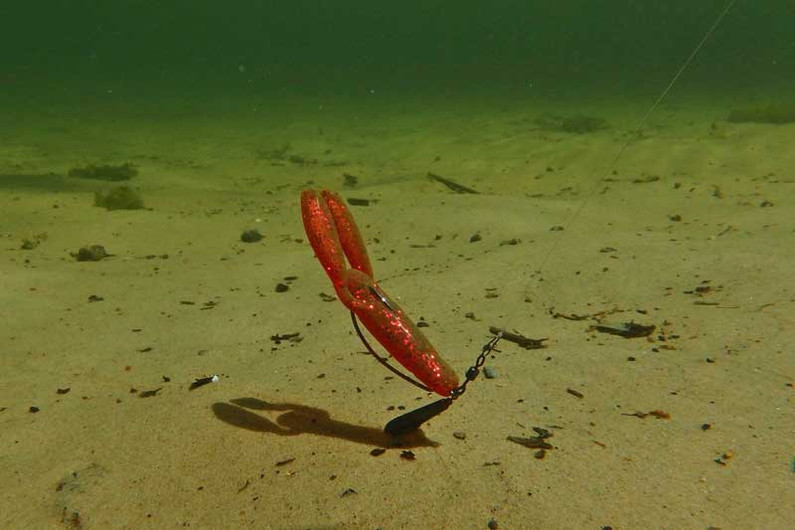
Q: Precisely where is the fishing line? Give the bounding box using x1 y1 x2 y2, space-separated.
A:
382 2 738 434
299 2 738 436
532 0 737 278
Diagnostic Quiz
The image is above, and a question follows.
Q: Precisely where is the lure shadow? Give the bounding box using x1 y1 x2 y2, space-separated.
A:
212 397 439 448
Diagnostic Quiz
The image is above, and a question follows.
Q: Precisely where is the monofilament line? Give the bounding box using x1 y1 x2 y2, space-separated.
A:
533 0 737 277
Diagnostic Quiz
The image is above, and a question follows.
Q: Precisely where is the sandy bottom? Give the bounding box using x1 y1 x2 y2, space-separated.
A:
1 88 793 529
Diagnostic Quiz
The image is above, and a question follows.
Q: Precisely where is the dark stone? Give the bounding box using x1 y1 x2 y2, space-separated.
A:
240 229 263 243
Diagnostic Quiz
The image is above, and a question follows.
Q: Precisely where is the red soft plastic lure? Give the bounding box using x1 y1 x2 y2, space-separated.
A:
301 189 460 396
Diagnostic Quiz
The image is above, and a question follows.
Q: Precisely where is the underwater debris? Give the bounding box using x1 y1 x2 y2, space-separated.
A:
714 451 733 466
592 321 655 339
566 388 584 399
683 280 721 297
189 375 219 391
427 172 479 194
632 174 660 184
622 409 671 419
553 312 590 321
68 163 138 181
507 427 554 459
488 326 547 349
507 435 553 449
94 186 144 210
138 387 162 398
270 332 302 345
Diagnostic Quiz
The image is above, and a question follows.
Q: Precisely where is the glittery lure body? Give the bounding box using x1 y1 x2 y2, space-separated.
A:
300 189 459 396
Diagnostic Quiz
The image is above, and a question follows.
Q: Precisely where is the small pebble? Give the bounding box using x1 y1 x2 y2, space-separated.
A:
74 245 110 262
483 366 499 379
240 229 263 243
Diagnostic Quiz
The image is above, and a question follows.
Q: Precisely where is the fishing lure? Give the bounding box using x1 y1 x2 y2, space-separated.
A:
301 189 501 433
300 0 735 433
301 188 464 396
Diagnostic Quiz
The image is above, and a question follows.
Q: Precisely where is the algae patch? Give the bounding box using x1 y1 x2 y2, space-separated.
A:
94 186 144 210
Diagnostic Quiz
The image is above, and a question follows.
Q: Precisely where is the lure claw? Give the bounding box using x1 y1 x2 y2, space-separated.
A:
301 189 459 396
